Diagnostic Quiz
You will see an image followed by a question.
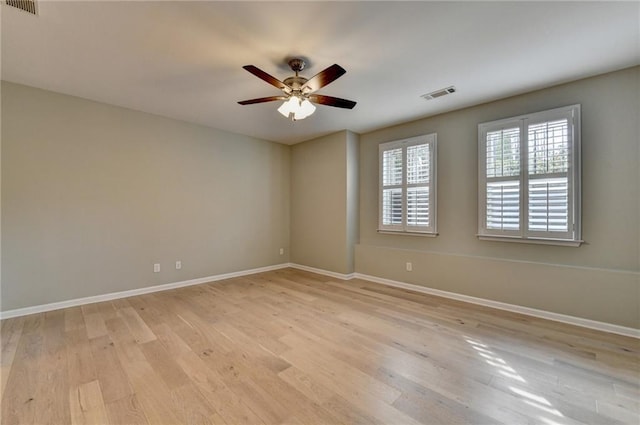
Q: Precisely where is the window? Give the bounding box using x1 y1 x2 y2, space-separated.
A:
379 134 437 235
478 105 581 246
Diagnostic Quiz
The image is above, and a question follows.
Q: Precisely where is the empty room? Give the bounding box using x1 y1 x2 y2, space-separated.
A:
1 1 639 424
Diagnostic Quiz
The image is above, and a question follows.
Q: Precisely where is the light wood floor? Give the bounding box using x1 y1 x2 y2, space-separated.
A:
1 268 638 424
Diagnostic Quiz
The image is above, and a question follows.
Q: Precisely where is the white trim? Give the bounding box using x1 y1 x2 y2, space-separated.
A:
477 235 583 247
0 263 290 320
287 263 355 281
478 104 581 243
377 230 438 237
352 272 639 339
379 133 437 234
3 261 636 339
285 263 638 338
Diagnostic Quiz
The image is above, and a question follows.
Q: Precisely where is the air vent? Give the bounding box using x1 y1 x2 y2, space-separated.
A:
5 0 37 15
421 86 456 101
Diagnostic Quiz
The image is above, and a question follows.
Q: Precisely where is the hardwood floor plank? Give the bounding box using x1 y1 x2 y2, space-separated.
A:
319 395 387 425
488 376 625 425
69 379 110 425
170 383 224 425
104 394 149 425
89 334 134 403
596 398 640 424
0 316 24 400
94 301 120 322
139 339 190 390
224 309 291 356
63 307 85 333
83 312 108 340
118 306 157 344
392 387 502 425
66 328 97 388
1 314 44 425
33 310 71 425
210 321 291 373
126 295 173 330
277 366 334 405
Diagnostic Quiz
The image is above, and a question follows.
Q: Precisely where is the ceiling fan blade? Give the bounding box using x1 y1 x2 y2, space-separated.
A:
302 64 346 93
309 94 356 109
238 95 288 105
243 65 290 92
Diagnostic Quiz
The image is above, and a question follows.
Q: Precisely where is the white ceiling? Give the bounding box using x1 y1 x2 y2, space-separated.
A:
2 1 639 144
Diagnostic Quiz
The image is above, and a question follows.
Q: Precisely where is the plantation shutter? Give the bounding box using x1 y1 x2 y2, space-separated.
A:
482 124 522 235
381 147 403 229
379 134 437 234
525 115 573 239
478 105 580 245
406 144 430 228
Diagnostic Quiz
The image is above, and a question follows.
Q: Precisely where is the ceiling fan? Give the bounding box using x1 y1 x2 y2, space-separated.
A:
238 58 356 121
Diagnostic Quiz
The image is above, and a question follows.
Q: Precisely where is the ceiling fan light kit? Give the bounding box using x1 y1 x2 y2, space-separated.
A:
238 58 356 121
277 96 316 120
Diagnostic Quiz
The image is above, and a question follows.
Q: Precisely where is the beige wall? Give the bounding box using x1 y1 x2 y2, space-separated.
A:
357 67 640 328
3 68 638 329
1 82 290 311
290 130 359 274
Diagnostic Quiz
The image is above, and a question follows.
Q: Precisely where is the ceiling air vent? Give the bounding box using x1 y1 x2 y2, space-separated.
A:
421 86 456 101
5 0 37 15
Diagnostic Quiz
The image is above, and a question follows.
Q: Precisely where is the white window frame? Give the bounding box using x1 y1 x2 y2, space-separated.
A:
478 105 582 246
378 133 437 235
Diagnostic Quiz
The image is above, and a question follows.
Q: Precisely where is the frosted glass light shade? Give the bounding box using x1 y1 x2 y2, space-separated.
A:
296 99 316 119
277 97 298 118
277 96 316 120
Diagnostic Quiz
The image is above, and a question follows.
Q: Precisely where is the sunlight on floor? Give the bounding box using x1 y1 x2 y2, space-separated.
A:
465 337 566 423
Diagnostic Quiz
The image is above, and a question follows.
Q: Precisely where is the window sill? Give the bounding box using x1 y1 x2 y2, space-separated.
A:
378 230 438 238
477 235 583 247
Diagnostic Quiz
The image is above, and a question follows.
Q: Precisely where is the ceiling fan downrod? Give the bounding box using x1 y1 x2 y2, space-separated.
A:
288 58 306 76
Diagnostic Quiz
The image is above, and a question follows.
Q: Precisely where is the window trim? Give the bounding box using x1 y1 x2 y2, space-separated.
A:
378 133 437 235
478 105 582 246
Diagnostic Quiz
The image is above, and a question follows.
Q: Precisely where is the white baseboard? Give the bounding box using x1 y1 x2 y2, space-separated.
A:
288 263 355 281
286 263 638 338
0 263 290 320
3 262 637 339
352 272 640 339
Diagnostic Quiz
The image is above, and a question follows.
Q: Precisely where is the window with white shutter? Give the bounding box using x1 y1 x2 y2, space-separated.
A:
478 105 581 246
379 134 437 235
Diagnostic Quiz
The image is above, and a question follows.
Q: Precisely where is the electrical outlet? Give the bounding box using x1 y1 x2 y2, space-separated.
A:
153 263 160 273
175 261 182 270
406 262 412 272
279 248 284 255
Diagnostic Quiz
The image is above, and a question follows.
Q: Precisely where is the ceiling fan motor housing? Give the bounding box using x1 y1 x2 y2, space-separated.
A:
283 76 309 92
